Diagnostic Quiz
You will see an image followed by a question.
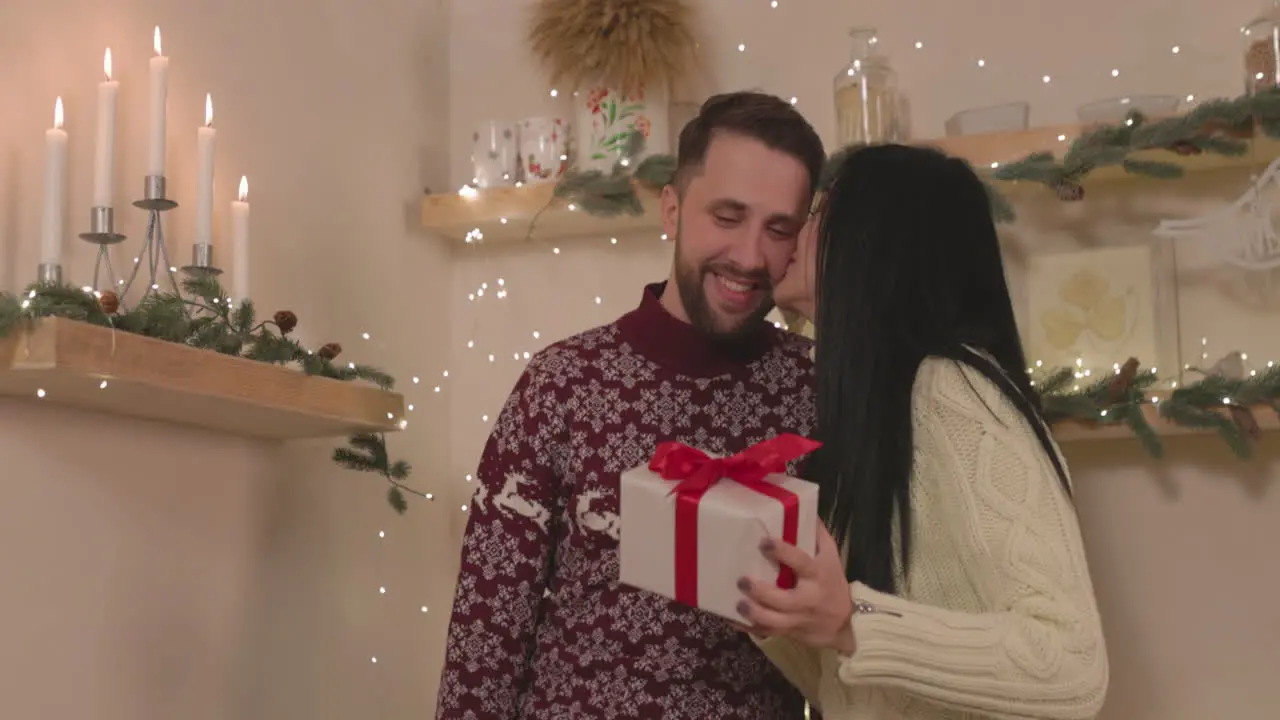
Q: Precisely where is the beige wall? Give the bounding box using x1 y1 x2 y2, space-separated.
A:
0 0 453 717
0 0 1277 717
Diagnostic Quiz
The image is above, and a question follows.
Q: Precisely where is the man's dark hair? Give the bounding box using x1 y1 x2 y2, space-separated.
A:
674 91 825 194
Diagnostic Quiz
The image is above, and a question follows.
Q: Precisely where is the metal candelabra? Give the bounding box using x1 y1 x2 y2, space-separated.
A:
57 174 224 310
118 175 181 303
78 206 127 291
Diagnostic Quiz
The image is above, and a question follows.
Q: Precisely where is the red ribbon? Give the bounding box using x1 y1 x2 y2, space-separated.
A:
647 434 821 608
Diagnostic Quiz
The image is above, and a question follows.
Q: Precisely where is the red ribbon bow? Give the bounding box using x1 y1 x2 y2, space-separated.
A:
647 434 821 608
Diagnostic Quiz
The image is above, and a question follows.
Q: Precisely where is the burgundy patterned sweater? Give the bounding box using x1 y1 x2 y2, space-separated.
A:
435 282 816 719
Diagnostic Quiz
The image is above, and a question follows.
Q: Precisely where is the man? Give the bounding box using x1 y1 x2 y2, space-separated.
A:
435 92 825 719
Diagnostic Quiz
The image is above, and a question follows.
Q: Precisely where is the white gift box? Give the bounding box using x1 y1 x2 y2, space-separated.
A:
618 443 820 623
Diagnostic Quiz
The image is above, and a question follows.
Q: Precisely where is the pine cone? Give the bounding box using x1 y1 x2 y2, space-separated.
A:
318 342 342 360
1054 182 1085 201
1229 405 1261 441
273 310 298 334
1106 357 1140 403
98 290 119 315
1169 141 1201 156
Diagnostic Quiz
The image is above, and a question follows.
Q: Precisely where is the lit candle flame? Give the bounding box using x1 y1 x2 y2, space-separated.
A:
153 26 162 56
54 97 64 129
238 176 248 202
204 93 213 126
104 48 113 80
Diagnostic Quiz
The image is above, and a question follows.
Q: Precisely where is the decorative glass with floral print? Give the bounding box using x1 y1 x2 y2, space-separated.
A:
470 121 518 188
572 81 669 172
518 117 569 184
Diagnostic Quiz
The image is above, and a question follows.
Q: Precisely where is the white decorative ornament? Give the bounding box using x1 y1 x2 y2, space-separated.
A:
1152 154 1280 271
574 488 620 540
491 472 551 529
1207 350 1246 380
471 482 489 512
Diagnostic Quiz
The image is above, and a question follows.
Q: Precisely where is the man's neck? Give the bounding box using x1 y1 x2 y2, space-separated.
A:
617 281 776 377
658 275 692 325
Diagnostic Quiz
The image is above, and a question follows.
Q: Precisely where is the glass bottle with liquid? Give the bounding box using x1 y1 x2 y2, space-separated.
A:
833 27 904 145
1243 0 1280 94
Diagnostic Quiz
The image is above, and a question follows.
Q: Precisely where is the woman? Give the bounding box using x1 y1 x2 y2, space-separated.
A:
738 144 1108 719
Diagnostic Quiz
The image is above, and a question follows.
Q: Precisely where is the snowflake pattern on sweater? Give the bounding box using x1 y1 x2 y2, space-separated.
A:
436 284 816 719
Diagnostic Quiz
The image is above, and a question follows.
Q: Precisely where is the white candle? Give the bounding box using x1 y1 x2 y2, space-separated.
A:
147 27 169 177
92 48 119 208
41 97 68 266
195 94 216 245
231 176 250 300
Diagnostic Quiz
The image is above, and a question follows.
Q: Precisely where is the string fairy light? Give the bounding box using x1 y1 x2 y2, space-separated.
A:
431 42 1251 715
435 9 1239 669
452 13 1227 506
370 525 432 669
1024 331 1276 413
726 22 1199 110
321 323 459 669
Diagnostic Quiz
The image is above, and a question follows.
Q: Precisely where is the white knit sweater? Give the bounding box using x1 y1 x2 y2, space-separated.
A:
756 357 1108 719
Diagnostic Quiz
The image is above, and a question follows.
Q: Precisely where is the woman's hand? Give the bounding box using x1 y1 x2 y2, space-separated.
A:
736 524 858 655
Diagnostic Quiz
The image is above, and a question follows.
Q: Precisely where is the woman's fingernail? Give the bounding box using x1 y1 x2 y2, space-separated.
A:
736 601 750 617
737 577 751 591
760 539 775 553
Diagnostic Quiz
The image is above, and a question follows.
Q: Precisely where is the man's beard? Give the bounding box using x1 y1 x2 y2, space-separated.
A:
673 231 775 345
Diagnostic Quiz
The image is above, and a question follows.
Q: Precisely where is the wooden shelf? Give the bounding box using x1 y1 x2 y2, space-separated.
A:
421 182 661 246
0 318 405 440
422 126 1280 247
929 125 1280 185
1052 403 1279 444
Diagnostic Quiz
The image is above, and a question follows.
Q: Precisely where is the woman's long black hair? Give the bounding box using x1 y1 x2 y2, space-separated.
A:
808 144 1071 594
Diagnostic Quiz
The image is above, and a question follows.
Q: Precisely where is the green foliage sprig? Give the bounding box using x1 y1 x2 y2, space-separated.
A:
0 278 419 514
530 131 674 239
544 87 1280 227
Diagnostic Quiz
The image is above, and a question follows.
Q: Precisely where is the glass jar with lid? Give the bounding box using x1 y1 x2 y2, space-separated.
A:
833 27 906 145
1243 0 1280 94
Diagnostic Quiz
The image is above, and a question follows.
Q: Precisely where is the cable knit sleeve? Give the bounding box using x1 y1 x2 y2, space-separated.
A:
836 358 1108 720
435 354 566 719
753 635 823 708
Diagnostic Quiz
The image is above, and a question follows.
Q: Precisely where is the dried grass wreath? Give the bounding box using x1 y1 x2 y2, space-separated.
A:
527 0 698 95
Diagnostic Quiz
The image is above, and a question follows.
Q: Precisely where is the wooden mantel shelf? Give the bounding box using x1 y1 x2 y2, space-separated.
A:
421 181 661 247
929 125 1280 184
1052 402 1279 444
422 127 1280 246
0 318 405 440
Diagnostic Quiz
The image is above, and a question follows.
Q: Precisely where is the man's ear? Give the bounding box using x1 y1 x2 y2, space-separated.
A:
660 184 680 241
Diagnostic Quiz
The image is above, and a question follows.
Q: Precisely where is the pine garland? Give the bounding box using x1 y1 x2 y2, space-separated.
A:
0 278 418 514
548 86 1280 226
10 283 1268 494
1034 358 1280 458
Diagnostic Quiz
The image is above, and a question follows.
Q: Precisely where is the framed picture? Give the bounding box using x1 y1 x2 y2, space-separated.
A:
1025 243 1181 379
